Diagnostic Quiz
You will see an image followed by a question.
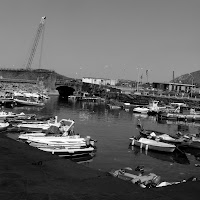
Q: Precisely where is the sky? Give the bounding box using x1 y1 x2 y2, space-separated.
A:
0 0 200 83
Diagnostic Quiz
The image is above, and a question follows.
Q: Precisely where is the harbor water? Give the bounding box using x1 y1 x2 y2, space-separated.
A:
6 96 200 183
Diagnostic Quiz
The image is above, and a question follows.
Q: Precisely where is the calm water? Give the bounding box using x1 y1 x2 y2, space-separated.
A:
6 96 200 182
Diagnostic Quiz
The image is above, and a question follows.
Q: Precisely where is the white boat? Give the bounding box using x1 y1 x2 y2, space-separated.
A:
26 135 94 149
147 100 166 115
133 106 149 114
19 118 96 149
0 111 26 120
16 116 62 131
129 137 176 153
38 146 95 157
0 122 10 131
18 118 75 137
107 104 121 110
14 96 45 106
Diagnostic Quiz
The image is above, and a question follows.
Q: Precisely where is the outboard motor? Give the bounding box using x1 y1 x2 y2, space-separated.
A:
85 136 91 147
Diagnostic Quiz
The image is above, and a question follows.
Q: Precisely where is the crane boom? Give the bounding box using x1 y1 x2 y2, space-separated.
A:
26 16 46 70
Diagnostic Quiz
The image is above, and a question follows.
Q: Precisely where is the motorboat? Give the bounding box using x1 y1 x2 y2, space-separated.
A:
137 119 200 150
147 100 166 116
6 115 52 125
19 118 96 149
0 110 26 120
136 119 186 145
16 116 62 131
107 103 122 110
0 122 10 131
133 106 149 114
27 135 95 149
37 146 95 157
139 129 185 145
18 118 75 139
14 96 45 107
157 103 200 122
129 136 176 153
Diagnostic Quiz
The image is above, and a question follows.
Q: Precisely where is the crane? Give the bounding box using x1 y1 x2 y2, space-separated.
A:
25 16 46 70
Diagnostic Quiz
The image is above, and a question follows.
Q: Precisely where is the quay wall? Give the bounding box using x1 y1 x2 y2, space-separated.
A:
0 68 58 90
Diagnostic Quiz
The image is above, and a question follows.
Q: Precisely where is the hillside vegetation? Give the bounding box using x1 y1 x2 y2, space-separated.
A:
172 70 200 87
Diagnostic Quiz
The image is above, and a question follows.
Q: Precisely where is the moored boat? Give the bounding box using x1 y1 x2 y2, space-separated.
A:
133 106 149 114
16 116 62 131
129 136 176 153
14 96 45 106
38 146 95 157
0 122 10 131
109 167 198 188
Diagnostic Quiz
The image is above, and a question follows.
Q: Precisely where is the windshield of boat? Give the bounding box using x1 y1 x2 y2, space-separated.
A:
60 120 74 127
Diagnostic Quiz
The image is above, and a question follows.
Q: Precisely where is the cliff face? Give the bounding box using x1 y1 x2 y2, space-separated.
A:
172 70 200 87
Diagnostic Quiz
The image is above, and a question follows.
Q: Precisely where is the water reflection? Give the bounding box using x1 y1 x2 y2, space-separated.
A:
129 146 190 165
69 154 96 166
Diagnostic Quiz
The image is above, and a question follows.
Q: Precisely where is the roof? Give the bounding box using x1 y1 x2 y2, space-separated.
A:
153 82 194 86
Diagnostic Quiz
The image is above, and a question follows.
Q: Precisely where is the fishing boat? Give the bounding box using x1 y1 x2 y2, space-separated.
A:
129 136 176 153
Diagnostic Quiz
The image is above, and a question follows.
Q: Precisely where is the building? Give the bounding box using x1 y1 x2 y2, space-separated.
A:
82 77 118 86
152 82 195 93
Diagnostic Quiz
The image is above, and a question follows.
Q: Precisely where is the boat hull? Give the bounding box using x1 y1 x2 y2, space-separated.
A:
38 146 95 157
130 137 176 153
14 99 44 106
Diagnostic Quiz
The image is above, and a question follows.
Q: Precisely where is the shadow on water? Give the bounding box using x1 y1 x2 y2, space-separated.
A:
68 153 96 165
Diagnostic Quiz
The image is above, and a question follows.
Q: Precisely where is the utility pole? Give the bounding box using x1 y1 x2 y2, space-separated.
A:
136 67 143 92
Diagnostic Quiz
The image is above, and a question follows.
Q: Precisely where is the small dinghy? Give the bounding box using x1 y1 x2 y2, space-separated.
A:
109 166 198 188
109 166 161 188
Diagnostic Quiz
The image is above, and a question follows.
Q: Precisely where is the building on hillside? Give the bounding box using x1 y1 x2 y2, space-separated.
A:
152 82 195 92
82 77 118 86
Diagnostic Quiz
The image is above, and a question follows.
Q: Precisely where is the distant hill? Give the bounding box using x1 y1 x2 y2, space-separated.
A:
172 70 200 87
